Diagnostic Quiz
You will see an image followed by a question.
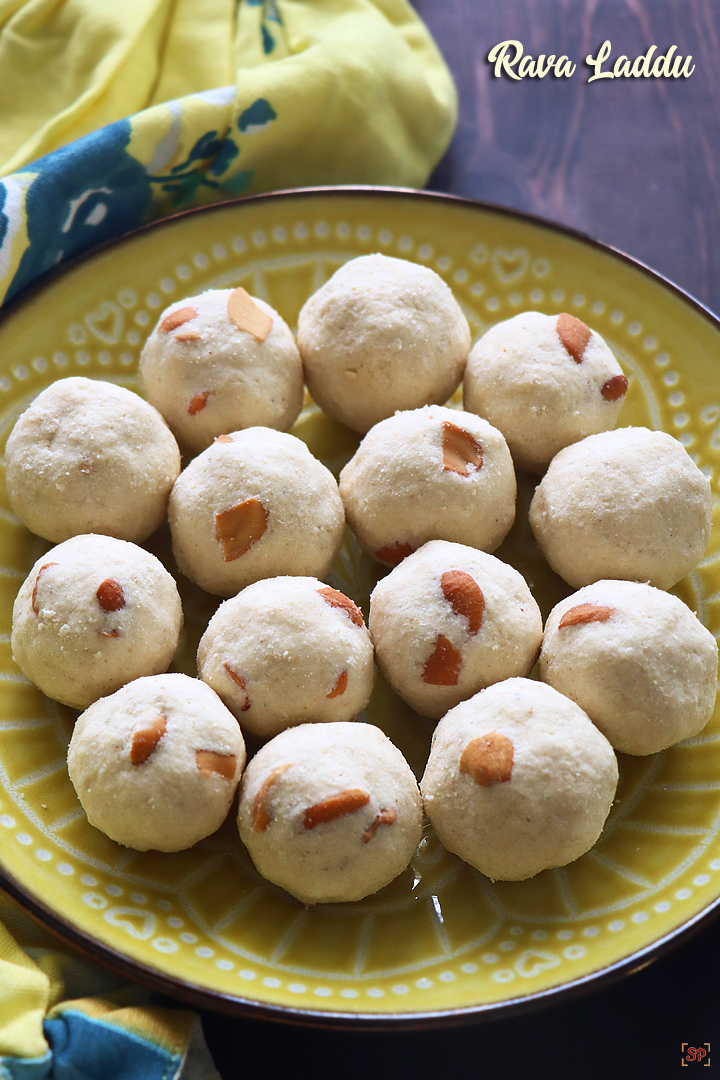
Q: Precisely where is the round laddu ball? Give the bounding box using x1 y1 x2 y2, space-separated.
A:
339 406 516 566
68 674 246 851
421 678 618 881
168 427 345 596
369 541 542 719
11 534 183 710
529 427 712 590
463 311 628 472
139 288 303 453
540 580 719 755
237 722 422 903
5 377 180 543
197 577 374 739
297 254 471 433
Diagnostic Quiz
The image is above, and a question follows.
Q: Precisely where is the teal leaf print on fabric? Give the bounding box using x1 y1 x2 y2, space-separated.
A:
238 99 277 134
262 24 275 53
0 184 7 252
222 170 255 195
208 139 240 176
158 173 218 207
7 119 151 303
180 131 224 168
148 128 245 208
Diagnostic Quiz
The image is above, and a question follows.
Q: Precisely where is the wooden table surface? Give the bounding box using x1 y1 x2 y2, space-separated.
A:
423 0 720 319
199 4 720 1075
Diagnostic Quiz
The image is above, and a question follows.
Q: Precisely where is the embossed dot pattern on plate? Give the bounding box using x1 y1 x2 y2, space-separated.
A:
0 191 719 1022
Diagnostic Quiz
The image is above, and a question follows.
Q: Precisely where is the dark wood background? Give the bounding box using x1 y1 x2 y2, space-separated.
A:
202 3 720 1075
424 0 720 319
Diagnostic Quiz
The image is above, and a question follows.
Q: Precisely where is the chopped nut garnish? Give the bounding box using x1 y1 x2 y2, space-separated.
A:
97 578 125 612
188 391 211 415
160 306 197 333
460 732 514 787
31 562 58 615
601 374 629 401
175 330 202 342
442 421 483 476
252 763 293 832
227 287 273 342
215 434 234 444
98 629 120 638
558 603 614 628
223 662 251 711
327 670 348 698
422 634 462 686
376 541 414 566
303 788 370 830
130 716 167 765
362 807 397 843
441 570 484 635
317 586 363 627
215 497 268 561
195 750 237 780
557 313 591 363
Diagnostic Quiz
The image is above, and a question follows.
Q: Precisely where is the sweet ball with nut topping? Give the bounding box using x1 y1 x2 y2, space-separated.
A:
139 288 303 454
237 721 422 904
168 427 345 596
197 576 374 739
297 253 471 434
464 311 628 472
5 376 180 544
368 540 542 719
421 678 618 881
529 426 712 590
339 405 516 566
12 533 183 710
540 579 718 756
68 673 246 851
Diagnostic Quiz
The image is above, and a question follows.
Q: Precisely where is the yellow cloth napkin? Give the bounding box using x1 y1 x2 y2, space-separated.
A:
0 0 456 306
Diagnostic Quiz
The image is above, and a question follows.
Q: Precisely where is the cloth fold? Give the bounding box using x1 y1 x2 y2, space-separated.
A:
0 893 221 1078
0 0 457 307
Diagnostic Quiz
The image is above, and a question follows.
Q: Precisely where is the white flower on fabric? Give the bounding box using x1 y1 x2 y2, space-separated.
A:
0 172 34 281
193 85 236 107
62 188 112 233
147 99 183 174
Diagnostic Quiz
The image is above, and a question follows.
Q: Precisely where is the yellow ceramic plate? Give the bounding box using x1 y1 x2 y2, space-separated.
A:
1 188 719 1026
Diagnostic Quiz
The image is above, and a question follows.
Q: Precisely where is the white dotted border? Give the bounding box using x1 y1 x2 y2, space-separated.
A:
3 807 720 1000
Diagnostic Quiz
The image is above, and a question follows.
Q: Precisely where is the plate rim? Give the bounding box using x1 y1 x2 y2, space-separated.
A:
2 184 720 1028
3 184 720 333
3 857 719 1030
